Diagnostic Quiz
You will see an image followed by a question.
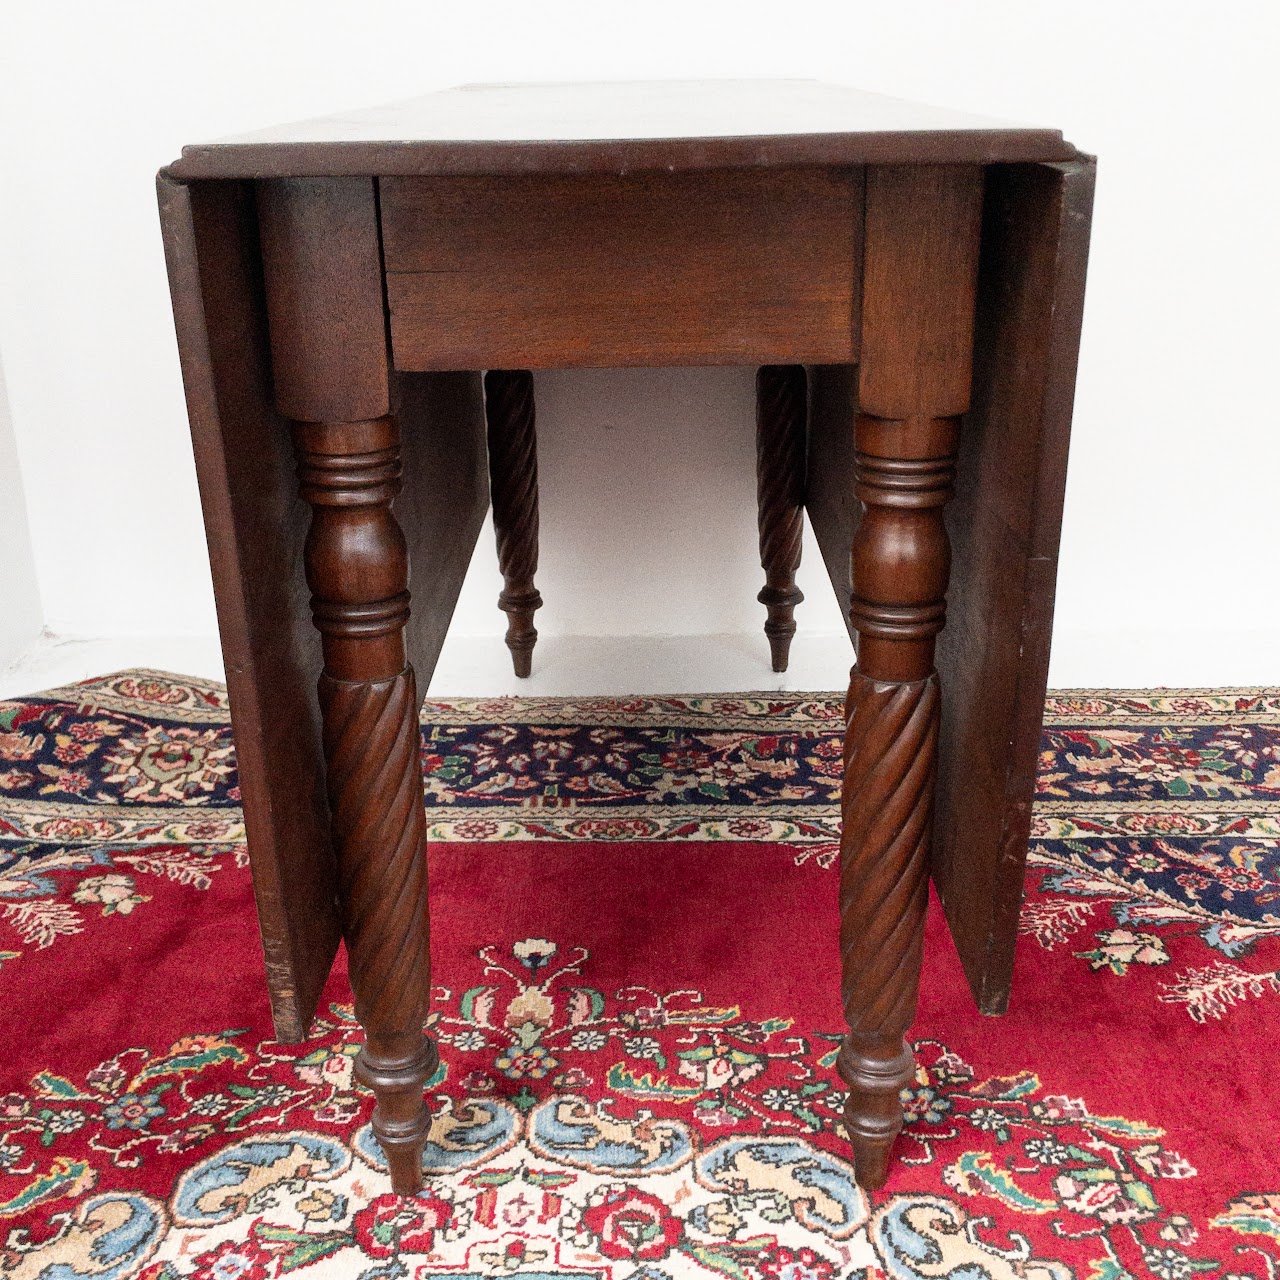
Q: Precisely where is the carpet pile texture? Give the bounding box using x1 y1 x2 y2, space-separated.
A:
1 671 1277 1280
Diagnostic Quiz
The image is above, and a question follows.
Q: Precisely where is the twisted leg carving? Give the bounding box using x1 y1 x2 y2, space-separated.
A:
839 412 957 1190
837 164 980 1189
755 365 806 672
295 415 434 1196
838 671 937 1188
484 370 542 678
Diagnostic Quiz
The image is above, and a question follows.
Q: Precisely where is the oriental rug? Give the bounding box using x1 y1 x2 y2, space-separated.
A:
1 670 1278 1280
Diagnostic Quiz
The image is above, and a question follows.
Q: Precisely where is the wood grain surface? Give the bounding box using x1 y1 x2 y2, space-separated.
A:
256 177 437 1195
483 370 543 677
394 370 489 688
836 165 982 1190
807 157 1095 1018
754 365 807 672
159 177 488 1047
380 170 861 369
256 178 389 423
932 158 1097 1014
158 175 339 1043
859 166 984 420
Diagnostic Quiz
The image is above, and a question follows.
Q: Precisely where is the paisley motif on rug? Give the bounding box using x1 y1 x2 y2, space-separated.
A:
1 672 1276 1279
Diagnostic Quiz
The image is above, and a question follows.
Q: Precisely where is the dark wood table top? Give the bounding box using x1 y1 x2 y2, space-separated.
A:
166 79 1080 179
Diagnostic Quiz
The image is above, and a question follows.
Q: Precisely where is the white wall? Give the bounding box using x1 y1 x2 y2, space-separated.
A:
0 352 42 668
0 0 1276 689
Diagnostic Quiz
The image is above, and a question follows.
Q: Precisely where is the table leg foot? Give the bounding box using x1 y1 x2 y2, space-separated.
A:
755 365 806 672
357 1038 438 1196
497 587 542 678
837 1036 914 1190
485 369 542 678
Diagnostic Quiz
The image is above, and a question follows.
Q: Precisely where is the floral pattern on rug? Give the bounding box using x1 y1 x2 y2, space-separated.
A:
0 674 242 962
2 672 1279 1278
1021 693 1280 1021
6 673 1280 1015
1020 840 1280 1022
417 694 847 864
0 935 1248 1280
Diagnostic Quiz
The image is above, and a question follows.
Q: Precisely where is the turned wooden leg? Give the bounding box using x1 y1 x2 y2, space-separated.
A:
484 369 542 678
257 178 435 1196
755 365 806 672
837 166 983 1191
838 418 955 1189
295 416 435 1197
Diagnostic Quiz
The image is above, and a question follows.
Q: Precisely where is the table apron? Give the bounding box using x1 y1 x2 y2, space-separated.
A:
378 169 864 370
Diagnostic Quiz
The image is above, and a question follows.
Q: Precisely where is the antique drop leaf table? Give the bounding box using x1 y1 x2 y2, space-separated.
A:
157 80 1094 1194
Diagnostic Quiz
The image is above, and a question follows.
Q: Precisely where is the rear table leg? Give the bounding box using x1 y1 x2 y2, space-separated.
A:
755 364 806 672
484 369 543 678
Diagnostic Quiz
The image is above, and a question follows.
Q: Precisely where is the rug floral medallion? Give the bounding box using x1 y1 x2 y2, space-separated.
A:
1 671 1277 1280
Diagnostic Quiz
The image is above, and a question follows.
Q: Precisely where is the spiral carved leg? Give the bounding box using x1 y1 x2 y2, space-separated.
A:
836 164 979 1190
484 370 542 678
295 415 434 1197
838 672 937 1189
838 410 958 1190
755 365 806 672
323 671 436 1193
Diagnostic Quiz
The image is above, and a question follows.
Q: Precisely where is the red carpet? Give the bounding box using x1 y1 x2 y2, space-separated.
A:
1 671 1277 1279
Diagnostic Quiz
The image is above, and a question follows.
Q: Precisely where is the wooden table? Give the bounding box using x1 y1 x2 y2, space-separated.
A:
158 80 1094 1195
